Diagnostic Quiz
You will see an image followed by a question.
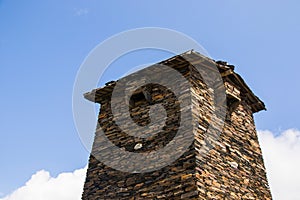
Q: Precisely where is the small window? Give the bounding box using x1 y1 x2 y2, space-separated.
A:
129 88 152 108
226 94 240 120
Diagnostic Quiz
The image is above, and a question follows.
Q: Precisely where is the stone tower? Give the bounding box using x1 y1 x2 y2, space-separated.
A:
82 51 272 199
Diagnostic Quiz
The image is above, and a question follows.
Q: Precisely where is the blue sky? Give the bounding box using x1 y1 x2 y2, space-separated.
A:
1 0 300 199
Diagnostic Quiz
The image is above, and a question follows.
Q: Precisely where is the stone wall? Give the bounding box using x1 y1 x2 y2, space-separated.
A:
82 51 272 199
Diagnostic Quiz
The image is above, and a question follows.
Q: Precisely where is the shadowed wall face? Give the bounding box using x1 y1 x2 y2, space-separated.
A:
83 64 199 199
82 53 272 199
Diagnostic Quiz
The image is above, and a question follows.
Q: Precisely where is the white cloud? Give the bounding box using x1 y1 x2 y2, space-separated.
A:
1 129 299 200
0 166 87 200
258 129 300 200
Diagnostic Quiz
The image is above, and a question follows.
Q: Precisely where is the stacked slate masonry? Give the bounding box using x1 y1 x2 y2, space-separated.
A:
82 51 272 199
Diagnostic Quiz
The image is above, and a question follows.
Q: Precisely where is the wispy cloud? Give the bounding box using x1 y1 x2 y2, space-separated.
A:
0 166 87 200
258 129 300 200
74 8 89 16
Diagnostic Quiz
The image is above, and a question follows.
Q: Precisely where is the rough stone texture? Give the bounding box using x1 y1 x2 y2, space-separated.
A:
82 51 272 199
